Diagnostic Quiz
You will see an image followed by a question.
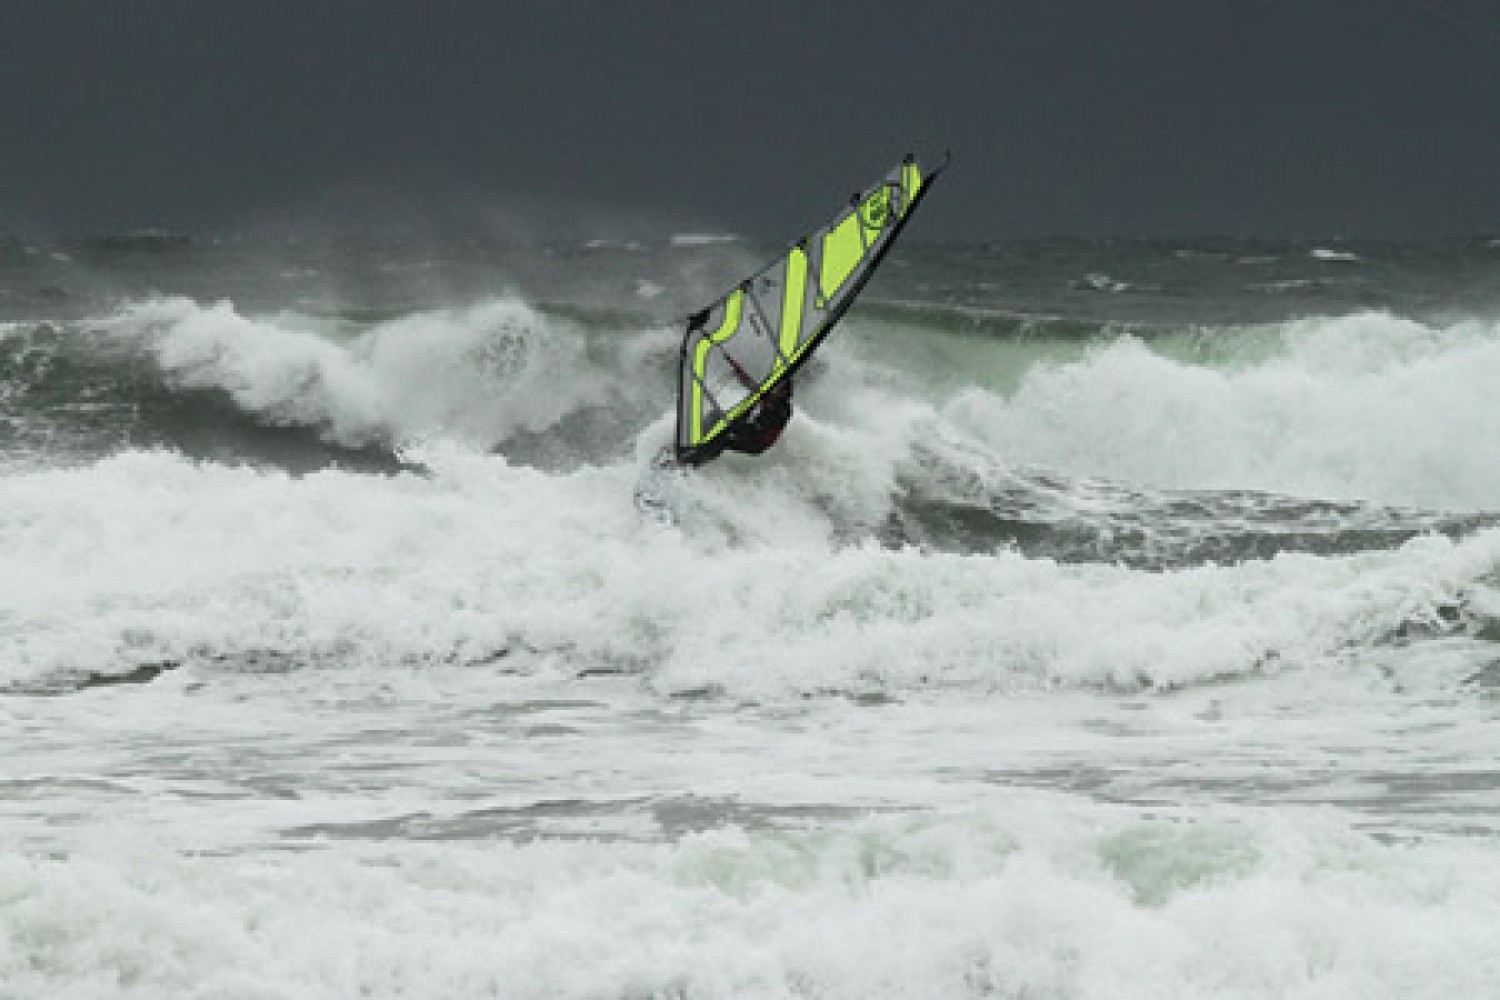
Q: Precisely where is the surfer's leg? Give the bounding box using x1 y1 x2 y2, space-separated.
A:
650 445 682 471
635 452 683 525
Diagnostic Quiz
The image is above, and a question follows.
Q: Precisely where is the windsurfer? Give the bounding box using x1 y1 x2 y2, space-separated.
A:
693 378 793 464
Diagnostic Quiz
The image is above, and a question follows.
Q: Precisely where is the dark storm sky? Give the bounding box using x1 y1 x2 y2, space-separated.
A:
3 1 1499 240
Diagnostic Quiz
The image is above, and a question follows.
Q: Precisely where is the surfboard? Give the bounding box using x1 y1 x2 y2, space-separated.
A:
673 154 946 466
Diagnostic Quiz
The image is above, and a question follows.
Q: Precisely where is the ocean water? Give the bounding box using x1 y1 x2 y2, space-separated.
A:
4 233 1500 998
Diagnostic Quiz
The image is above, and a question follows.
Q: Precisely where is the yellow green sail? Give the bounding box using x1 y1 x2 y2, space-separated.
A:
675 154 943 464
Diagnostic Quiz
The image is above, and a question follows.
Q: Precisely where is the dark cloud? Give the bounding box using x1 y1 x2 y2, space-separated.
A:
3 0 1498 237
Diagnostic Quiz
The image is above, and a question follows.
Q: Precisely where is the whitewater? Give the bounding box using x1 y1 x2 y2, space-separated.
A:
3 237 1500 998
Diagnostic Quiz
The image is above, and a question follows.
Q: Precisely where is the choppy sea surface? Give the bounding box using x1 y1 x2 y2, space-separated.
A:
4 231 1500 998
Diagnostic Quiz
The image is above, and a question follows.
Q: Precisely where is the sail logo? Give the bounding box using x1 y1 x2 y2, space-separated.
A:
861 191 891 230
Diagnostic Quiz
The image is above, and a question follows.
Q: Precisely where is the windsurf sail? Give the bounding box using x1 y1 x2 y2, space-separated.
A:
674 153 946 465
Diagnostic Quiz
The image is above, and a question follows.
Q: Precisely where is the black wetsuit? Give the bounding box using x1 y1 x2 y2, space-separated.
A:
694 382 793 463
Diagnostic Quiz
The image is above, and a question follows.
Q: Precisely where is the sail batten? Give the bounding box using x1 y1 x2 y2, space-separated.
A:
675 154 944 465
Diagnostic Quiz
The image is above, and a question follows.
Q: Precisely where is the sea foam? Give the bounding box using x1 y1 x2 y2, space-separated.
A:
3 444 1495 698
98 296 633 451
945 312 1500 509
4 802 1497 999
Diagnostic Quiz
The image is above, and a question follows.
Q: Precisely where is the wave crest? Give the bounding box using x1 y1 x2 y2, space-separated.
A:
945 312 1500 509
99 296 639 453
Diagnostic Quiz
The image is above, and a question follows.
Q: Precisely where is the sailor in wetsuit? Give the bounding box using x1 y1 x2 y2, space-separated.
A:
695 377 793 463
639 378 793 519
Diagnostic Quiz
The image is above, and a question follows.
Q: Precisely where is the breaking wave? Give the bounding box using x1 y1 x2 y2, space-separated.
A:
4 444 1499 698
942 312 1500 510
7 300 1500 697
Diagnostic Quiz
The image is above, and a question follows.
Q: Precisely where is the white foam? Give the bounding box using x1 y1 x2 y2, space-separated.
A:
4 802 1497 999
947 312 1500 509
1076 272 1130 293
670 232 741 246
98 296 622 450
9 294 1500 998
9 306 1500 696
3 444 1495 698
